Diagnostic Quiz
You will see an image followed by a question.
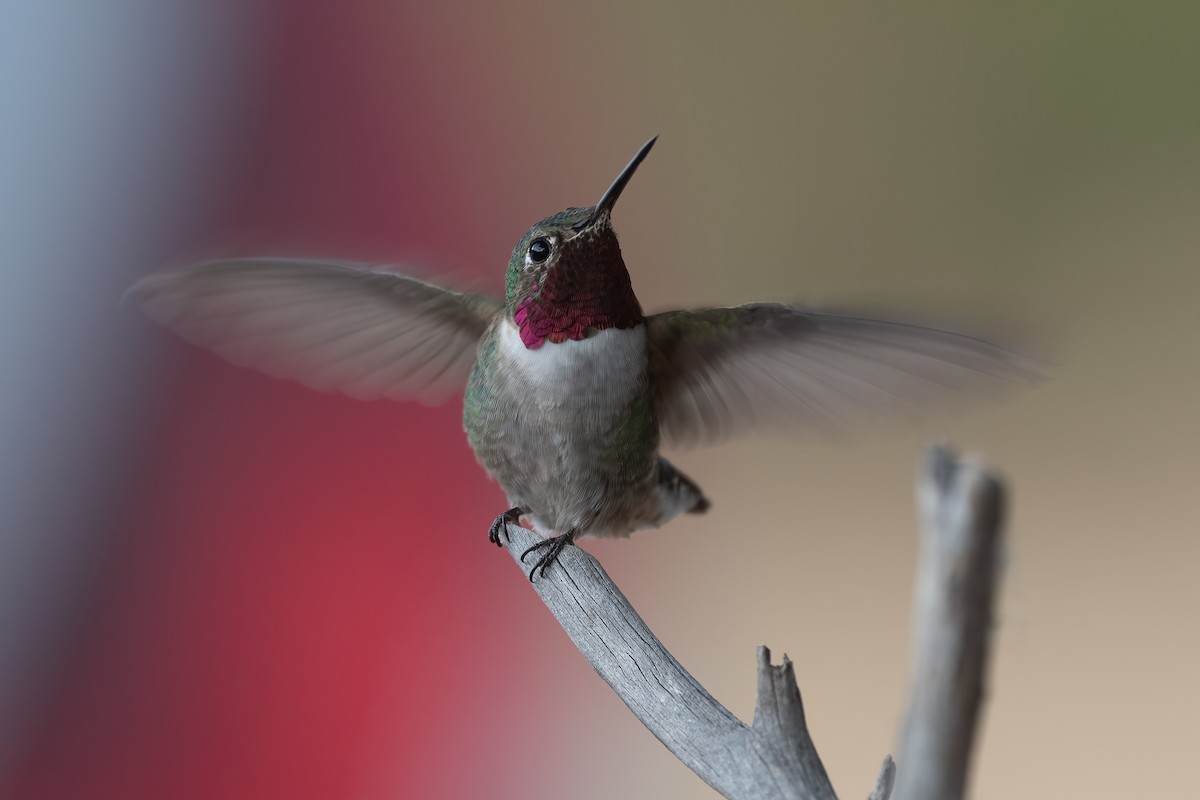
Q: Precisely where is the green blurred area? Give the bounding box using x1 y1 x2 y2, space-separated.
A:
626 2 1200 306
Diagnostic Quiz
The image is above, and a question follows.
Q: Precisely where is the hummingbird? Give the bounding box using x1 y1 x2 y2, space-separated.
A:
129 136 1033 580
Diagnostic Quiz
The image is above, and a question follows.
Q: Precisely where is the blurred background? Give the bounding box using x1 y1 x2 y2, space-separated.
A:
2 1 1197 798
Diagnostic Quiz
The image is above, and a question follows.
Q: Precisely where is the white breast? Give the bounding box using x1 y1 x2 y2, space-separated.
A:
498 320 647 408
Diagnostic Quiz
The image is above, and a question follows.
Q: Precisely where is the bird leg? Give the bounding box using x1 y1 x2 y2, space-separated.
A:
489 507 525 546
519 529 579 582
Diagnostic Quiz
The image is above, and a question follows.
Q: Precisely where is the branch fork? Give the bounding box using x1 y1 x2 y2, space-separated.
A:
498 445 1006 800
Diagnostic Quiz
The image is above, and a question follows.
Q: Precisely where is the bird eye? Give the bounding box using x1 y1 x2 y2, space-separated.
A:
528 237 551 264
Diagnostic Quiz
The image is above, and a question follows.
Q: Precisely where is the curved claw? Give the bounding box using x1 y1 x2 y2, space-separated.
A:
519 537 556 563
489 507 524 547
518 531 577 582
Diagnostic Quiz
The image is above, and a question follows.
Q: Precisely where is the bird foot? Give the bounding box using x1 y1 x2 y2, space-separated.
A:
519 530 577 582
489 507 524 546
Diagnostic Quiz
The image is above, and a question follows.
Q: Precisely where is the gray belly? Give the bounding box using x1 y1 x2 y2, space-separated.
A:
464 322 659 535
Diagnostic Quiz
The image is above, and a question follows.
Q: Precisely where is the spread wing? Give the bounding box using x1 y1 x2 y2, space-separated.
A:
128 258 502 403
646 303 1040 448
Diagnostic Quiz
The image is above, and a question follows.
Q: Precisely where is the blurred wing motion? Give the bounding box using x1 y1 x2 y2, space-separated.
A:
128 258 502 403
647 303 1040 448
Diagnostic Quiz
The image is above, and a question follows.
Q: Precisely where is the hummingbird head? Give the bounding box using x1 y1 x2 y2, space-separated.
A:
504 137 657 349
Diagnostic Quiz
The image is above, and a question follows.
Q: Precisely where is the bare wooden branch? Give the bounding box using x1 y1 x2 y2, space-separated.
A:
498 443 1006 800
499 525 845 800
868 756 896 800
892 445 1006 800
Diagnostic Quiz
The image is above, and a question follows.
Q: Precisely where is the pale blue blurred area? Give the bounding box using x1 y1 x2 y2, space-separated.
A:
0 0 263 770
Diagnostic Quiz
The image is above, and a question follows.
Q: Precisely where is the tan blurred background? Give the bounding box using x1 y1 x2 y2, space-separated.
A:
569 3 1200 798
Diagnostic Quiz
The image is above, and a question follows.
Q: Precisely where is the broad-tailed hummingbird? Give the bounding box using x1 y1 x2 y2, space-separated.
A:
129 137 1032 579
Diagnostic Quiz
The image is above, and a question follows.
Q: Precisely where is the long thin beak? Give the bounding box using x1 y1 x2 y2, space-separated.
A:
572 135 658 230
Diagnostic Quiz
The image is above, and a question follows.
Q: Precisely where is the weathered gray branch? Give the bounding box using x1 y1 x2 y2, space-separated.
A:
499 522 851 799
892 446 1006 800
499 444 1005 800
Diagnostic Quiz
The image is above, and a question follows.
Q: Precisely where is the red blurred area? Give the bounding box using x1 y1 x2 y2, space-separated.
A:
5 5 544 798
